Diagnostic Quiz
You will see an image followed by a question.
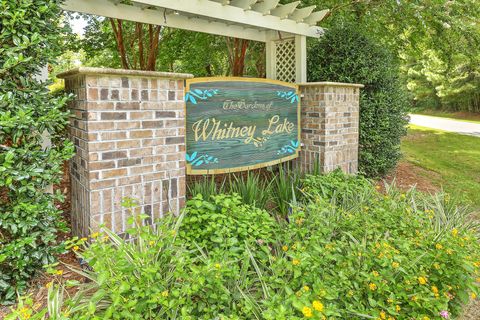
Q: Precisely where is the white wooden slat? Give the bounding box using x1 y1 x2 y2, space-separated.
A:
289 5 316 22
304 9 329 26
129 0 322 37
211 0 231 5
251 0 279 15
270 1 300 19
61 0 268 42
230 0 257 10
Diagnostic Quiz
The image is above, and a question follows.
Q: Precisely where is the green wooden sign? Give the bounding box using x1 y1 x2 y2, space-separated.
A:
185 77 300 174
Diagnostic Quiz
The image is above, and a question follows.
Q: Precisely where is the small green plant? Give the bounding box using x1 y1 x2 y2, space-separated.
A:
179 193 278 259
227 171 272 209
187 175 226 199
271 165 303 216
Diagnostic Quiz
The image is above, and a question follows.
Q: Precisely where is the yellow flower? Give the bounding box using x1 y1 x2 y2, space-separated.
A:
418 276 427 285
80 237 88 241
282 245 289 252
215 263 221 269
433 263 440 270
392 262 399 269
369 283 377 291
380 311 386 319
375 185 381 190
422 317 430 320
312 300 324 312
303 285 310 292
431 286 439 294
302 306 313 318
149 240 155 246
411 295 418 302
102 235 109 242
161 290 169 297
91 232 100 239
372 270 379 277
435 243 443 250
471 292 477 300
46 282 53 289
56 270 63 276
72 245 79 251
452 228 458 237
395 305 401 312
446 249 453 255
292 259 300 266
387 298 394 304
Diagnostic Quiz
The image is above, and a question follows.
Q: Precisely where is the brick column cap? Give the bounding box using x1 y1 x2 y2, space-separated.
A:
298 81 364 88
58 67 194 80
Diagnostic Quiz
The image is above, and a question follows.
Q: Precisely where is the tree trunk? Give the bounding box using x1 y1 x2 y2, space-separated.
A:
226 37 250 76
109 19 162 71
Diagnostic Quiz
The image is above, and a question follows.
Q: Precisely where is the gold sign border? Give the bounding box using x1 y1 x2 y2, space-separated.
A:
185 77 301 175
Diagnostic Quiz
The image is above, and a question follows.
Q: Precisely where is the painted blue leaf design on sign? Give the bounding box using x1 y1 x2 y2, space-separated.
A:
185 89 219 105
277 140 300 155
186 152 219 167
277 91 299 104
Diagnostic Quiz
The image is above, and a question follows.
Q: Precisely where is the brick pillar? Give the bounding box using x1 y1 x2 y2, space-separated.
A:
298 82 363 174
58 68 193 237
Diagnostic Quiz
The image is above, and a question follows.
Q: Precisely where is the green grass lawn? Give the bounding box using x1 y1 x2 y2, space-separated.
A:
415 110 480 124
402 125 480 208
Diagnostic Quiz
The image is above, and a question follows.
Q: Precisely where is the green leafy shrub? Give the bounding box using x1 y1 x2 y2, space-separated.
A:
307 22 410 177
0 0 74 303
21 201 273 320
265 175 480 319
180 194 278 259
13 173 480 319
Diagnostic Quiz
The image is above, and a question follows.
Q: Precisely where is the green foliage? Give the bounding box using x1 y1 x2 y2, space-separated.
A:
308 23 410 177
0 0 74 303
14 171 480 319
267 175 480 319
179 194 277 259
227 172 272 209
301 169 373 205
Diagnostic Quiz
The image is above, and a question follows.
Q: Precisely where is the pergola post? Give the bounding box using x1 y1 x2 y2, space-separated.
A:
265 32 277 80
295 35 307 83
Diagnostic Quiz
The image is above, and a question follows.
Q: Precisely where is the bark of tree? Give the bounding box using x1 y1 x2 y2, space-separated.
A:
109 18 162 71
226 37 250 76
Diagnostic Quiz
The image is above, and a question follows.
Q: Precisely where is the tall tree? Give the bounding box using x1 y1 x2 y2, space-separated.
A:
225 37 250 76
109 19 162 71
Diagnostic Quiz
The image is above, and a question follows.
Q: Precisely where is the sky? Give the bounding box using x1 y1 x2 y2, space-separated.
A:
69 14 88 36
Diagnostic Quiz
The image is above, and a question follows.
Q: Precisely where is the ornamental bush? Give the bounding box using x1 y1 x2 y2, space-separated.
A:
307 23 410 177
0 0 74 303
11 172 480 319
179 193 278 259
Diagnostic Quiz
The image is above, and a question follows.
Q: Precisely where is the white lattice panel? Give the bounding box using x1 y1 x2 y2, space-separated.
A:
275 39 296 83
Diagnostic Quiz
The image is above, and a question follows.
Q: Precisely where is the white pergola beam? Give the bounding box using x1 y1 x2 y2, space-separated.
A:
289 5 316 22
270 1 300 19
129 0 322 38
62 0 268 42
251 0 279 15
211 0 231 4
230 0 258 10
304 9 330 26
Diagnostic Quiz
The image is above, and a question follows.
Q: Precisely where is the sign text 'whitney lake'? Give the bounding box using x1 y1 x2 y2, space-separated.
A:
185 77 300 174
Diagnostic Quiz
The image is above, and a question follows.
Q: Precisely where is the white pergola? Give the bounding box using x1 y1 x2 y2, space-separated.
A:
62 0 329 83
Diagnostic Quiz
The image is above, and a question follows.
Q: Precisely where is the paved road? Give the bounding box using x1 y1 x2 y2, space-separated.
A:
409 114 480 137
